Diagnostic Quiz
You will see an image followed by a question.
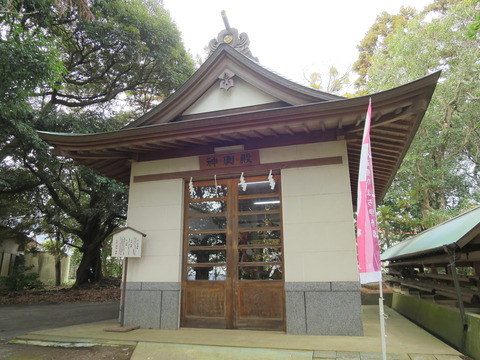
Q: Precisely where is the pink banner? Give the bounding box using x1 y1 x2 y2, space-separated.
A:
357 100 382 284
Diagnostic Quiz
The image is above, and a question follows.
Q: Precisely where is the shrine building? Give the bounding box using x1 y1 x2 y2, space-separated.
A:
40 19 439 335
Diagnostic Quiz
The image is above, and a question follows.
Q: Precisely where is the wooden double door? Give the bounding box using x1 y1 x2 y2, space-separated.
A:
180 175 285 330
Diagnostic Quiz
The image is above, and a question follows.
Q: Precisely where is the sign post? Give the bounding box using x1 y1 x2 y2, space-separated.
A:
111 227 146 327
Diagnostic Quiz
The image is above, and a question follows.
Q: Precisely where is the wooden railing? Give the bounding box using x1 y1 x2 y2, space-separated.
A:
386 267 480 305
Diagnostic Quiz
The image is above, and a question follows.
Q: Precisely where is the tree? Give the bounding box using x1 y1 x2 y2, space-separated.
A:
353 6 417 90
357 0 480 236
466 0 480 38
305 66 350 95
0 0 195 286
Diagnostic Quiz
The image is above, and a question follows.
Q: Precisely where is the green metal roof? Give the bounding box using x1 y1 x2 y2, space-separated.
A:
381 206 480 261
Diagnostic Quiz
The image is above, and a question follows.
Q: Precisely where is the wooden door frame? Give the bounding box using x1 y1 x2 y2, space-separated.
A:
180 175 285 330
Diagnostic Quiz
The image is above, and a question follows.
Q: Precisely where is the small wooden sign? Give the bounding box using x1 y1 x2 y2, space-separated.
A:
112 227 145 258
199 150 260 170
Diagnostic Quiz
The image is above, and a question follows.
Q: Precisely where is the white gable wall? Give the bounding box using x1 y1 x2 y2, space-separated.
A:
183 77 279 116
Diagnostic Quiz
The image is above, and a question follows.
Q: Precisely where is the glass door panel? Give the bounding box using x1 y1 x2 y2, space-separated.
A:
237 178 282 282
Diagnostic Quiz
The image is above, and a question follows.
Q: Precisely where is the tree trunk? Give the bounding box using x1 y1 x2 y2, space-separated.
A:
55 230 61 286
74 243 103 287
55 257 61 286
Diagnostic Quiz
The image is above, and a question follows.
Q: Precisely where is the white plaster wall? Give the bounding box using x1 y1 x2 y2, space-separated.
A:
126 161 188 282
125 141 358 283
133 156 199 176
269 141 359 282
183 77 279 115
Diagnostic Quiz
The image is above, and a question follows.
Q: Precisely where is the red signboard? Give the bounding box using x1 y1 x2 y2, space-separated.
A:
199 150 260 170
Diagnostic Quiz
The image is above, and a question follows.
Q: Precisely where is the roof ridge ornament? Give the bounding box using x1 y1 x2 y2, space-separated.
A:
208 10 258 61
219 68 235 91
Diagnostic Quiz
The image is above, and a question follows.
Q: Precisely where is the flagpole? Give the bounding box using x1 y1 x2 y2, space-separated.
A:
356 98 387 360
379 280 387 360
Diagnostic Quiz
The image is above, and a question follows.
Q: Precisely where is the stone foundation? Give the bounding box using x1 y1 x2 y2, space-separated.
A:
123 282 180 329
123 281 363 335
285 281 363 335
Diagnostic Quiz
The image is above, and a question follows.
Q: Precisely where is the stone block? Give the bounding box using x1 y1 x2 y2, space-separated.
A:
360 353 409 360
285 282 331 292
313 350 337 358
285 291 307 334
331 281 360 292
336 351 361 358
386 355 410 360
161 290 180 329
124 289 161 329
359 353 383 359
408 355 437 360
305 291 363 336
142 282 181 291
125 282 142 290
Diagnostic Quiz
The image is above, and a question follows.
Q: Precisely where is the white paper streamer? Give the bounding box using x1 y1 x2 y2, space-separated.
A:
239 172 247 191
268 170 276 190
189 177 195 197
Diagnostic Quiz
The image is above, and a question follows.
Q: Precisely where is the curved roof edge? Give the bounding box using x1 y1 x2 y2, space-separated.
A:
38 71 441 144
38 71 440 198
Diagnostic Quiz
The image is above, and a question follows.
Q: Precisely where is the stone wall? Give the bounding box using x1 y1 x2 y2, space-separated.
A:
391 293 480 359
24 252 71 284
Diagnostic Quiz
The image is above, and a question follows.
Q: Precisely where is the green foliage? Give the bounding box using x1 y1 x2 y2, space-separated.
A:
0 257 44 291
353 6 417 89
356 0 480 239
42 239 67 258
101 238 123 278
466 0 480 37
0 0 195 286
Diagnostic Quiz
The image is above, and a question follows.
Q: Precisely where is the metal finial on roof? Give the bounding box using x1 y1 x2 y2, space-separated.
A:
208 11 258 61
221 10 230 30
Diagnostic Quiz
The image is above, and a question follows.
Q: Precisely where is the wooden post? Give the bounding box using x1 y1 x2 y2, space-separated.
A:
474 262 480 276
120 257 128 327
443 244 468 352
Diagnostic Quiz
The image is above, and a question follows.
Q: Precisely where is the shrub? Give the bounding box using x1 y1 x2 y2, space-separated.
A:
0 256 43 291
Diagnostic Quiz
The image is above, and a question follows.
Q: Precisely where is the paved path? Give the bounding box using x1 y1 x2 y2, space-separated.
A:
4 305 464 360
12 306 463 360
0 302 119 342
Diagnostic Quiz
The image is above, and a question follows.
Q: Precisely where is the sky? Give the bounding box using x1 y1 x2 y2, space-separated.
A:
162 0 433 87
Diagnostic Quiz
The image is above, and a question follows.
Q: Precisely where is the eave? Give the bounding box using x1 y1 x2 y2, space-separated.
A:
39 71 440 207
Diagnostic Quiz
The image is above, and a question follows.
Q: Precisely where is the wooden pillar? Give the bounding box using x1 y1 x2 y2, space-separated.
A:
473 262 480 276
